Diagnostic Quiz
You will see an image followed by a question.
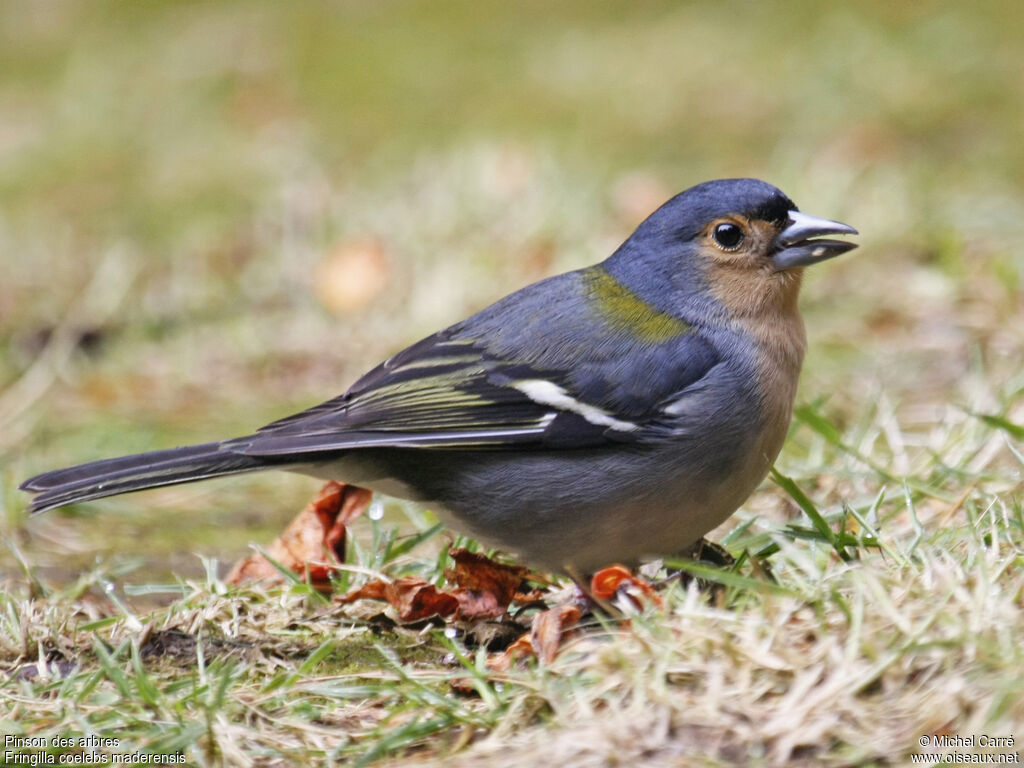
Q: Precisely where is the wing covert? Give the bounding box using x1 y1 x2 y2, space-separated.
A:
236 293 724 457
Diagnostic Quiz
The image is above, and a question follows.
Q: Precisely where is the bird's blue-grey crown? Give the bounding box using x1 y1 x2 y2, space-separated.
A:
601 178 855 319
600 179 787 313
649 178 796 236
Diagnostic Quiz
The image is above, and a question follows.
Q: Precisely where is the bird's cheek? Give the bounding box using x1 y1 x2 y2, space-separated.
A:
704 264 766 311
704 261 802 318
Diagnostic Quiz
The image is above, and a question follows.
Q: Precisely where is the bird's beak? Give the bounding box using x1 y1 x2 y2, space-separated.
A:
771 210 858 271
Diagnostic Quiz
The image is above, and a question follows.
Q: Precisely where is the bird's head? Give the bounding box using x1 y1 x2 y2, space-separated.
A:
605 178 858 319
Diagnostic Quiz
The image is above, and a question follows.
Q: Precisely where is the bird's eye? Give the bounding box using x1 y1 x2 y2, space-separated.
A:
712 222 744 251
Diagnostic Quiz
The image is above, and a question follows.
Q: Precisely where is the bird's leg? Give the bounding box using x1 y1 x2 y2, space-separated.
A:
652 537 736 595
686 537 735 568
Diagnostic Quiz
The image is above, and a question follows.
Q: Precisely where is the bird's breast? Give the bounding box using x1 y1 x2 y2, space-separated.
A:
742 309 807 471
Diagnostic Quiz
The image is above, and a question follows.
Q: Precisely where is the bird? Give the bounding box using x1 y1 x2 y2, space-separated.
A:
21 178 857 574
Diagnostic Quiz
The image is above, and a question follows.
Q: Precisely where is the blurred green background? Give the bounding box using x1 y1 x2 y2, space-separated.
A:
3 0 1022 585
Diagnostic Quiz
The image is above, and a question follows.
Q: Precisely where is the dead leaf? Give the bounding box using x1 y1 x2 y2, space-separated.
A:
511 588 548 605
489 601 583 670
226 482 372 589
487 633 535 673
337 549 541 623
530 601 583 663
449 588 505 621
446 548 530 620
336 580 389 603
337 576 459 621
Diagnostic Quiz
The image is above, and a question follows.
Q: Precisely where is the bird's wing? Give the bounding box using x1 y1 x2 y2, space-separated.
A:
232 326 722 457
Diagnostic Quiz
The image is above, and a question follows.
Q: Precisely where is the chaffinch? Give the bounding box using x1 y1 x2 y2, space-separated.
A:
22 178 857 573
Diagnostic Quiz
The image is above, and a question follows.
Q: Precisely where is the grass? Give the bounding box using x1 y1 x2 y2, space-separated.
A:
3 373 1022 765
2 1 1024 765
2 402 1022 766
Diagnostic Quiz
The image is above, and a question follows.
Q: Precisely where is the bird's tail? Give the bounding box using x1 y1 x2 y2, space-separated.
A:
20 441 270 515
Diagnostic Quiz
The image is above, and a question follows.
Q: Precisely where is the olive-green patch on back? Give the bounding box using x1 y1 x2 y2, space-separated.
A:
583 267 690 342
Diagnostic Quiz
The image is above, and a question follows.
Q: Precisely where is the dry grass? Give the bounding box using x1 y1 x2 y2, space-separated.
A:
2 2 1024 766
2 392 1021 766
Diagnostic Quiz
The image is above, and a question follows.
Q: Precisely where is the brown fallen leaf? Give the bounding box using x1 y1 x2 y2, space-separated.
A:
226 482 372 590
489 601 583 671
483 634 534 675
337 576 459 622
446 548 531 621
529 601 583 663
338 549 538 622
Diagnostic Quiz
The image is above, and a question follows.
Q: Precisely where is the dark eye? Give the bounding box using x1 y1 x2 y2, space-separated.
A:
712 222 744 250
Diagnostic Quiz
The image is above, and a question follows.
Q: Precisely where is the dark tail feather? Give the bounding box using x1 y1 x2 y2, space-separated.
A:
20 441 272 514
